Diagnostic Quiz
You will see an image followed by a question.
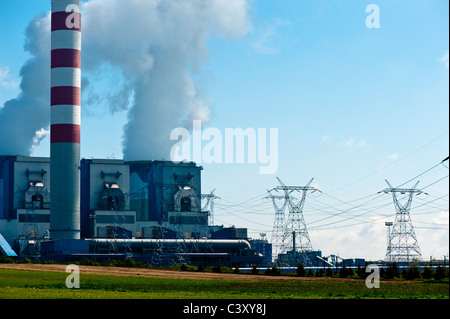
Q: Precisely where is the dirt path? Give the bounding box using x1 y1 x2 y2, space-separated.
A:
0 263 365 282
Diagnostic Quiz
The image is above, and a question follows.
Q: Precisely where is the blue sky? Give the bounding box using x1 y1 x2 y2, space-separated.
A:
0 0 448 260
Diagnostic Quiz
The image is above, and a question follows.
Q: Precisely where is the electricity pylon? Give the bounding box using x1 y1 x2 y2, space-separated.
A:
266 192 288 261
201 190 220 226
267 177 319 265
380 180 423 263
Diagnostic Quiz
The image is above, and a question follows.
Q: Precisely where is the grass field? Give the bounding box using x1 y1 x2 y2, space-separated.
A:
0 267 448 299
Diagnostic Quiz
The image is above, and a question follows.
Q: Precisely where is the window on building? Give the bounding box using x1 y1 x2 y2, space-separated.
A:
31 194 44 209
180 197 191 212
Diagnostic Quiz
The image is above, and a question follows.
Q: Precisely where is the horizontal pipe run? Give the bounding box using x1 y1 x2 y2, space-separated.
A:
85 239 252 250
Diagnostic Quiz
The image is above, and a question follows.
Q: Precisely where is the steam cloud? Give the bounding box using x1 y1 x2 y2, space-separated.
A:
0 0 252 159
0 13 51 156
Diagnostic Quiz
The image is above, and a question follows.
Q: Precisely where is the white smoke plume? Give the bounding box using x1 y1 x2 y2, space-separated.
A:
0 13 51 156
0 0 252 160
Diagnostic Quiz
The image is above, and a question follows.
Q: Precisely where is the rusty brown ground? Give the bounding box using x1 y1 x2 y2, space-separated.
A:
0 263 413 283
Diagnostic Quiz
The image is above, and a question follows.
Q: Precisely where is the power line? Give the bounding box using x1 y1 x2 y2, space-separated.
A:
307 193 388 226
210 154 449 247
421 175 449 190
326 132 449 194
397 156 449 188
308 192 449 231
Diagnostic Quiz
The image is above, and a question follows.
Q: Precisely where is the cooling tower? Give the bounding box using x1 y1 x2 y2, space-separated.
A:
49 0 81 240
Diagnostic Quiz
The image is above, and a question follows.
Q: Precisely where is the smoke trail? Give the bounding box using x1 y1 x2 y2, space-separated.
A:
82 0 252 160
0 0 251 159
0 13 51 156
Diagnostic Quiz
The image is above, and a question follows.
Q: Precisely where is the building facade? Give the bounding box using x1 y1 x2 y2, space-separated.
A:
0 156 265 267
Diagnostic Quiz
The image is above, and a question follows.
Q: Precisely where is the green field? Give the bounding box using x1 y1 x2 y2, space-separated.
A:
0 268 448 299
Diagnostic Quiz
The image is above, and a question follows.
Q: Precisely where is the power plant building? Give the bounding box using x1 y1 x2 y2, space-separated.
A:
0 156 267 267
129 160 209 238
0 156 51 256
0 0 268 267
80 158 134 239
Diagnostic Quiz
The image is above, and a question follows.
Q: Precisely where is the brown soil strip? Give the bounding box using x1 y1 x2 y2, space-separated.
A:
0 263 411 283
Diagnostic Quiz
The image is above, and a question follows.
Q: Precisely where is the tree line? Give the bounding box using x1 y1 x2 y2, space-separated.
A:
292 262 449 280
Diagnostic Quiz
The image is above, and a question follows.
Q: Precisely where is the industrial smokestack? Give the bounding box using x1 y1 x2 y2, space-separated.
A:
50 0 81 240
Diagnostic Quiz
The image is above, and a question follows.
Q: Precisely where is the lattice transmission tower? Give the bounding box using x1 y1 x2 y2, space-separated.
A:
266 192 288 260
380 180 424 263
267 177 319 264
201 190 220 226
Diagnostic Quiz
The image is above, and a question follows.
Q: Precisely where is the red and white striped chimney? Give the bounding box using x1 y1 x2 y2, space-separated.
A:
50 0 81 240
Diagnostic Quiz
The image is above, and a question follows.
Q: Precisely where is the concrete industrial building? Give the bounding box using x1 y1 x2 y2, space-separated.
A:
128 160 209 239
0 156 51 256
80 158 134 239
0 155 269 267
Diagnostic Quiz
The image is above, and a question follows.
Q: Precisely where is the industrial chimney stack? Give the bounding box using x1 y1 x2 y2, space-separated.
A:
50 0 82 240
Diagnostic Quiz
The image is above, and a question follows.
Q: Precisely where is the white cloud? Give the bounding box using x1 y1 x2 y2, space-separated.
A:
438 50 449 68
0 66 8 81
431 211 449 225
321 135 331 142
415 211 449 257
344 138 366 149
250 18 293 55
389 153 398 161
250 26 278 55
345 138 354 147
30 128 50 155
0 66 19 89
310 218 386 260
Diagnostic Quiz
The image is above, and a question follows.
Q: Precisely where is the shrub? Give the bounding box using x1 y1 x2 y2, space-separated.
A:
434 265 446 280
212 266 221 273
379 267 385 279
264 266 281 276
406 264 421 280
251 265 259 275
197 264 204 272
325 267 333 277
355 265 364 278
102 259 120 267
77 258 100 266
385 262 400 279
180 264 188 271
296 263 305 277
339 266 348 278
346 268 354 278
0 256 15 264
124 258 136 268
271 265 281 276
233 266 240 274
422 265 433 279
401 268 408 279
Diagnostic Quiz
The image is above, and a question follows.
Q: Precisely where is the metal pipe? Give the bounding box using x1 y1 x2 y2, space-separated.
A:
85 239 252 250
